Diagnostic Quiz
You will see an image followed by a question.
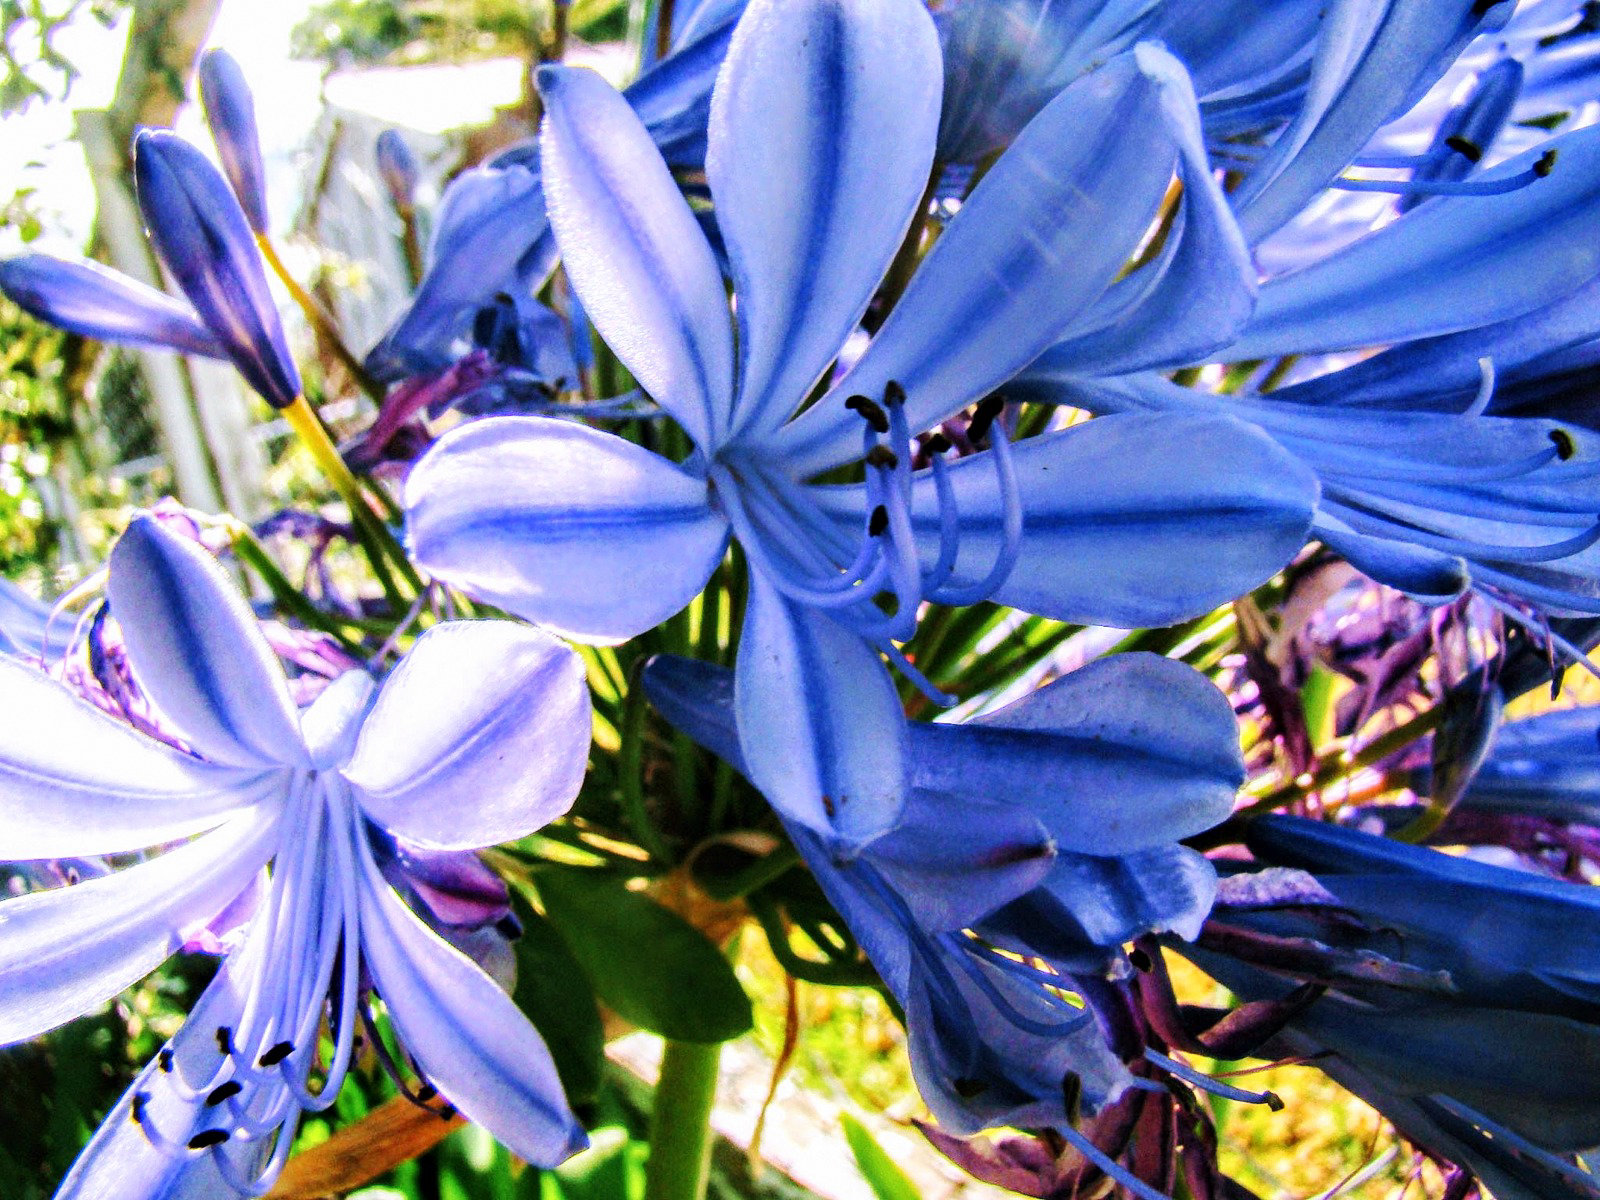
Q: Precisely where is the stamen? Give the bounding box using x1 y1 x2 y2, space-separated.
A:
1552 428 1578 460
258 1041 294 1067
1333 149 1556 196
1327 493 1600 564
1144 1048 1283 1109
1444 135 1483 163
1055 1122 1172 1200
215 1027 234 1056
206 1081 244 1106
868 506 889 537
845 395 890 434
131 1091 151 1125
966 396 1006 446
880 642 957 707
188 1129 231 1150
944 935 1091 1038
922 452 962 593
928 420 1024 606
1464 356 1495 418
866 445 899 471
158 1048 175 1073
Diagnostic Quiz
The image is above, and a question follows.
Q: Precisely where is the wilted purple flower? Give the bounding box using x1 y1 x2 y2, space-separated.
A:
0 516 592 1198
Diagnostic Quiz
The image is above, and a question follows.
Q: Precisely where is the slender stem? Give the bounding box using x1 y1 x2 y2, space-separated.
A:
257 234 385 401
283 396 423 604
644 1039 721 1200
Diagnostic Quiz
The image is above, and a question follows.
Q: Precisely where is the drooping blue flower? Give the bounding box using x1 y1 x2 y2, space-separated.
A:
1177 814 1600 1190
405 0 1317 846
363 4 747 380
0 516 591 1198
198 48 270 236
643 649 1240 1144
133 129 301 409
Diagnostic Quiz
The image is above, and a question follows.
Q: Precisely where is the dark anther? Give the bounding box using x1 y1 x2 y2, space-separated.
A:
865 445 900 471
214 1027 234 1056
1535 148 1559 178
1265 1091 1286 1113
1552 428 1578 460
157 1048 174 1073
925 432 951 455
188 1129 231 1150
130 1092 150 1125
1471 0 1499 13
868 506 890 537
883 379 907 409
258 1041 294 1067
967 395 1007 445
1061 1071 1083 1122
845 394 891 433
416 1084 438 1103
822 794 837 818
206 1081 243 1107
953 1077 988 1098
439 1105 457 1121
1443 135 1483 163
1128 947 1154 973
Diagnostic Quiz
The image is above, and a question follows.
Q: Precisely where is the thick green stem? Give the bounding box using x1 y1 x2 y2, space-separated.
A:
645 1040 722 1200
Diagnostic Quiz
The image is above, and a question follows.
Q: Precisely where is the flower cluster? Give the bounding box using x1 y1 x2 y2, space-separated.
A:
6 0 1600 1198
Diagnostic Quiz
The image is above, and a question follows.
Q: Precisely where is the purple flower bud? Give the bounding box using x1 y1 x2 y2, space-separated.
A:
0 254 225 358
375 128 420 214
134 129 301 408
198 48 270 235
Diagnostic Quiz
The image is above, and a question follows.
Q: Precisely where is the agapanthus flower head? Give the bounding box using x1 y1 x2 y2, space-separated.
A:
0 516 591 1198
134 129 301 409
406 0 1317 847
643 649 1239 1152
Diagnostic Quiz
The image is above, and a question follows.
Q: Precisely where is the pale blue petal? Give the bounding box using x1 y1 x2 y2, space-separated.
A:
914 653 1242 853
812 413 1317 628
0 803 279 1045
712 0 942 443
0 657 274 859
1038 845 1218 945
735 574 906 843
299 669 376 770
347 622 589 849
405 417 728 643
356 844 586 1166
1231 124 1600 359
0 577 51 657
538 65 734 450
775 46 1186 475
107 516 306 769
1315 516 1471 603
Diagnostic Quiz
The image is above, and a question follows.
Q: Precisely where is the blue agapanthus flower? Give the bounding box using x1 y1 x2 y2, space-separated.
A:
0 517 591 1198
1182 815 1600 1198
643 650 1238 1158
405 0 1316 847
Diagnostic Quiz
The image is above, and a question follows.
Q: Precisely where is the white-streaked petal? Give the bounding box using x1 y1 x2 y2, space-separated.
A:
539 64 734 450
406 417 729 643
0 803 280 1045
0 657 273 859
713 0 942 442
347 622 590 850
107 515 305 769
355 843 586 1166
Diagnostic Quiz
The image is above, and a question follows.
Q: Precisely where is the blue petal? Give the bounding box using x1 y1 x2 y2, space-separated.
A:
346 622 589 849
934 0 1158 164
915 653 1242 852
626 9 742 168
133 130 300 409
1149 0 1321 107
1467 707 1600 821
1230 123 1600 358
774 45 1193 475
538 65 734 450
52 928 263 1200
299 668 377 770
1025 42 1256 377
1231 0 1512 243
0 804 279 1046
0 254 225 359
404 418 729 643
813 412 1317 628
735 574 907 843
198 49 269 234
712 0 942 444
0 657 273 859
107 516 306 769
1314 516 1470 603
355 842 587 1166
0 575 53 657
365 164 552 380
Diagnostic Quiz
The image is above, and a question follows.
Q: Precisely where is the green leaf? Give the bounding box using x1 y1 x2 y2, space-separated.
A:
535 870 752 1043
510 889 607 1106
841 1113 922 1200
1300 664 1342 749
